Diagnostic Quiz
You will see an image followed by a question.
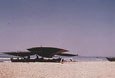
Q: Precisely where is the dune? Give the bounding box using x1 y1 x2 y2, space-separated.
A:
0 62 115 78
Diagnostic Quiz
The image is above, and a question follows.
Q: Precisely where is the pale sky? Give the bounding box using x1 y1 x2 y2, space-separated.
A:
0 0 115 57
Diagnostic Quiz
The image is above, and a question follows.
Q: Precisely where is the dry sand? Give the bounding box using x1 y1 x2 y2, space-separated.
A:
0 62 115 78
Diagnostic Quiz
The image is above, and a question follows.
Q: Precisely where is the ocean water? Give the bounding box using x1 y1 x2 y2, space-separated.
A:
62 56 108 62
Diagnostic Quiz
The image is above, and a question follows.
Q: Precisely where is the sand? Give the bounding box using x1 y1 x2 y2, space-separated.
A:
0 62 115 78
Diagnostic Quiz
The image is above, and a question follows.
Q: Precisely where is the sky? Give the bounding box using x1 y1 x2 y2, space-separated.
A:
0 0 115 57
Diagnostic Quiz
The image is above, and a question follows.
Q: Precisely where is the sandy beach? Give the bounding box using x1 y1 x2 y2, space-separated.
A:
0 62 115 78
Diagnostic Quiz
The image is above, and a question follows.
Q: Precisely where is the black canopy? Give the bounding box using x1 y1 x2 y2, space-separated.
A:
4 52 34 57
27 47 68 58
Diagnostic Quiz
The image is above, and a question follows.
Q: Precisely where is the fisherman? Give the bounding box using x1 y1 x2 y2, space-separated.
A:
36 55 39 59
27 56 30 59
